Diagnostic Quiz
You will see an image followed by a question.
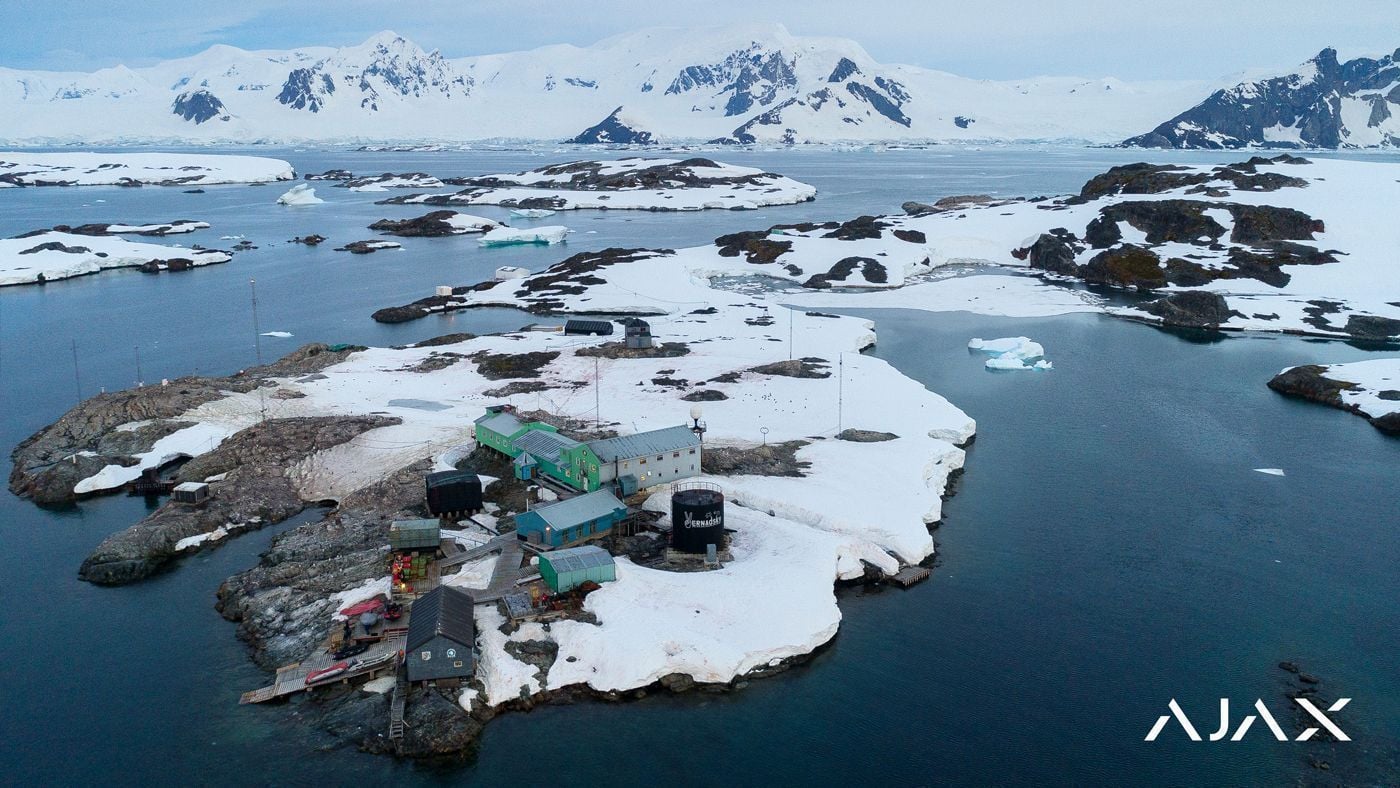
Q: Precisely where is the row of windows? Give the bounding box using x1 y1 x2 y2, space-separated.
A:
621 448 696 471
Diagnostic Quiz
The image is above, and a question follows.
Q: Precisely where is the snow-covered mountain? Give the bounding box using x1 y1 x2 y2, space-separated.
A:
0 24 1217 145
1123 47 1400 149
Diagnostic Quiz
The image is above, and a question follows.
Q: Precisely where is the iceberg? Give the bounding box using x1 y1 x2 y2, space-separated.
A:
969 336 1051 371
276 184 323 205
509 208 557 219
479 226 570 247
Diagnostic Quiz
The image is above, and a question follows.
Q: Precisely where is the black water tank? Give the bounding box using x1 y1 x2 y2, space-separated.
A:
425 471 483 517
671 483 724 553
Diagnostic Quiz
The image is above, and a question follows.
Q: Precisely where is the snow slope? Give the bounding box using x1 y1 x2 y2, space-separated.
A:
0 25 1213 145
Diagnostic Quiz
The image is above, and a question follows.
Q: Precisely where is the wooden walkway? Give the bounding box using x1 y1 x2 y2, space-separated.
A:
439 533 515 569
240 638 401 704
474 539 526 603
889 566 931 588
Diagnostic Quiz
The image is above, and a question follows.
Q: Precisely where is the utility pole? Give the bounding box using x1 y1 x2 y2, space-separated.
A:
249 278 267 422
837 353 844 434
71 339 82 404
594 356 600 429
788 309 793 361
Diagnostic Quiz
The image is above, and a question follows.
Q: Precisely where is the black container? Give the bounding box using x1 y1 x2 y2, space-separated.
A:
425 471 483 517
671 484 724 553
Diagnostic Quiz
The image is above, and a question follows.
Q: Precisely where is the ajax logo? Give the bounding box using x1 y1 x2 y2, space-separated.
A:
1145 698 1351 742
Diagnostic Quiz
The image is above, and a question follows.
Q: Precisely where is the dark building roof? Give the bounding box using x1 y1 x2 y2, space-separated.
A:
426 470 479 489
564 319 614 335
406 586 475 651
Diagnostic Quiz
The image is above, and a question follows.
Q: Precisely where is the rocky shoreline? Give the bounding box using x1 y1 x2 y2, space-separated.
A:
1268 363 1400 435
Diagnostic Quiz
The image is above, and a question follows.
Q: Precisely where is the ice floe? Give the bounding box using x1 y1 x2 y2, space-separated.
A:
276 183 323 205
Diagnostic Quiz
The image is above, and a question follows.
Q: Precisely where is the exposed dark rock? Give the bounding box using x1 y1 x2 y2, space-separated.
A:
803 256 887 288
837 429 898 442
1122 46 1400 149
470 351 559 380
79 415 398 585
1019 229 1083 275
568 106 655 145
19 240 91 255
413 333 477 348
702 440 811 477
1268 364 1399 435
9 343 361 506
681 389 729 402
575 341 690 359
1137 290 1242 328
1080 245 1168 290
1342 314 1400 339
748 358 831 379
334 240 400 254
369 210 498 237
483 380 551 398
290 234 326 245
171 89 228 124
714 231 791 263
305 169 353 181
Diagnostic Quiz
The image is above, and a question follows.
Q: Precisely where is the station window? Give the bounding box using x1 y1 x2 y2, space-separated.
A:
639 458 647 465
657 455 663 461
688 449 696 455
673 452 680 458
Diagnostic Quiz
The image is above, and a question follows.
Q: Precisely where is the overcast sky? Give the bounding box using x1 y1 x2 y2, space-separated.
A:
6 0 1396 80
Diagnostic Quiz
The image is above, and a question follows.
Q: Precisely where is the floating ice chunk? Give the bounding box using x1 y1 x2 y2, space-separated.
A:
969 336 1044 359
509 208 557 219
261 331 293 338
1253 468 1286 476
479 225 570 247
970 336 1051 371
276 183 323 205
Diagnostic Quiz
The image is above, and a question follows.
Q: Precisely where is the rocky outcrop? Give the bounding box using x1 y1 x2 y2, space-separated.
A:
216 459 427 668
1136 291 1242 329
369 210 498 237
78 414 399 585
569 106 655 144
171 89 229 124
1268 365 1400 435
9 343 363 507
702 440 811 477
334 240 401 254
1124 48 1400 149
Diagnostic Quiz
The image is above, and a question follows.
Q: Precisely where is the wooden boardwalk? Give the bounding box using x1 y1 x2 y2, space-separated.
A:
474 539 526 603
889 566 931 588
240 639 401 704
439 533 515 569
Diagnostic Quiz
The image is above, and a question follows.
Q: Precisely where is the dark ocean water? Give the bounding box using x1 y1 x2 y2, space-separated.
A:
0 146 1396 785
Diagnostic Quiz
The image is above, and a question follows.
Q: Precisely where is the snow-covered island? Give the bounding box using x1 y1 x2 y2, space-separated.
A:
0 151 294 187
1269 359 1400 434
0 229 230 286
11 216 992 754
380 157 817 211
373 155 1399 340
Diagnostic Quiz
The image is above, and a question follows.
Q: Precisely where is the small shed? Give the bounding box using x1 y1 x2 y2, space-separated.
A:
514 489 628 548
564 319 614 336
539 545 616 593
622 317 653 349
172 481 209 505
390 519 442 551
405 586 475 683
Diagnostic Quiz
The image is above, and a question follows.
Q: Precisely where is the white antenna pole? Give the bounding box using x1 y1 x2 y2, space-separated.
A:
788 310 793 360
837 353 844 434
249 278 267 422
71 339 82 404
595 356 600 429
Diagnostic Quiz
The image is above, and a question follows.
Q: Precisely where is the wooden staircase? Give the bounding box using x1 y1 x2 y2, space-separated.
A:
389 667 407 741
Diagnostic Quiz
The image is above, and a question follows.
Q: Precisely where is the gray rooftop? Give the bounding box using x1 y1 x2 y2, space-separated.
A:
542 544 615 573
405 585 475 651
588 425 699 463
513 452 538 467
529 489 626 530
512 430 580 464
475 409 524 437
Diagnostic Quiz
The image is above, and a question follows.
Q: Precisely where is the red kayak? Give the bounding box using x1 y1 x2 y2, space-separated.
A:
305 661 349 685
338 598 384 618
